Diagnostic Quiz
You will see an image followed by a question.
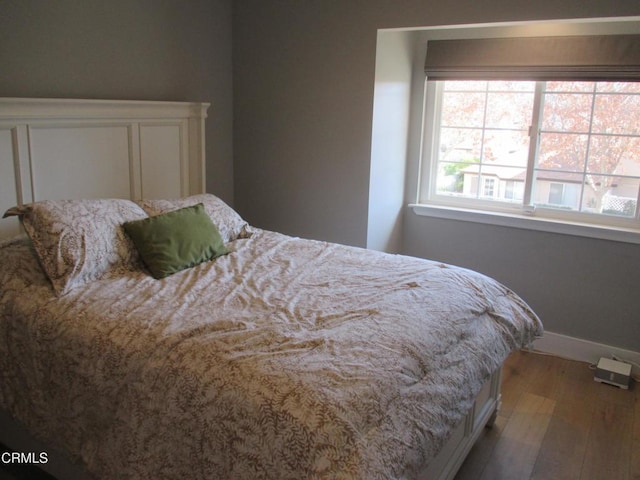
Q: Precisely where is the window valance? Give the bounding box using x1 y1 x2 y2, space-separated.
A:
424 34 640 81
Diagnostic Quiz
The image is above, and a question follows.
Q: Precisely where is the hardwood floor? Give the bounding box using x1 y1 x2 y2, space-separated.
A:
455 350 640 480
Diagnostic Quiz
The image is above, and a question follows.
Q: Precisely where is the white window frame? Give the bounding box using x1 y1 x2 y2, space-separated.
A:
482 177 496 198
414 78 640 244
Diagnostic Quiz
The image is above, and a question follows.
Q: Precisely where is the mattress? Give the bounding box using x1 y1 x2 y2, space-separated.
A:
0 229 542 479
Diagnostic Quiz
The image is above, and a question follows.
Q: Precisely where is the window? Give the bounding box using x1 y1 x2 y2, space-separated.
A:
548 183 565 206
504 180 523 201
433 80 534 205
426 79 640 225
482 177 496 198
418 34 640 233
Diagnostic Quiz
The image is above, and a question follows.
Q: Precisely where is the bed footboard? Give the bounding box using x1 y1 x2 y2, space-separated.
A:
418 366 502 480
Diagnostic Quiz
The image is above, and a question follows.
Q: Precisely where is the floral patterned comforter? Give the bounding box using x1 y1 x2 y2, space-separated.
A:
0 230 542 479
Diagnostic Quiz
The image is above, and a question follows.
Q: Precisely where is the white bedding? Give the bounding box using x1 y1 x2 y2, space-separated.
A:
0 228 542 479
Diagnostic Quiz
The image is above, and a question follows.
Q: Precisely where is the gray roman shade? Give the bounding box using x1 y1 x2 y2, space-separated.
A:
424 34 640 81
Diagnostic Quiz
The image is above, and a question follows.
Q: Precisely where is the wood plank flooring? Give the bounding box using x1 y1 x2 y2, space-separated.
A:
455 350 639 480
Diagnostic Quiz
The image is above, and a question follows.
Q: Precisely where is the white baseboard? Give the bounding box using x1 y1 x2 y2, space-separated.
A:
532 331 640 377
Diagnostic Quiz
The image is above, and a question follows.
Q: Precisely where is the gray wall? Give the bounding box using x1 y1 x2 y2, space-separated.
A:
233 1 640 352
0 0 234 203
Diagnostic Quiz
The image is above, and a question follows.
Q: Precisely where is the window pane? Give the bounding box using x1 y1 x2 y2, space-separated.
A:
538 133 588 172
592 93 640 135
485 92 534 129
532 171 583 210
438 127 482 162
433 80 533 205
436 161 478 194
586 136 640 174
541 92 593 133
441 92 485 127
482 130 529 167
584 175 638 217
536 82 640 219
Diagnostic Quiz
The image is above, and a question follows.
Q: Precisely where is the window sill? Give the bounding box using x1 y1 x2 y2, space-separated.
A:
409 203 640 245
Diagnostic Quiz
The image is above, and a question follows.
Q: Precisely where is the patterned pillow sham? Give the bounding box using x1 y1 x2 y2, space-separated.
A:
0 235 51 293
137 193 250 243
3 199 148 295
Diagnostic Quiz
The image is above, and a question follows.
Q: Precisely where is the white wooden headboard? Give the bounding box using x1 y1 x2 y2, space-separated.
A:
0 98 209 240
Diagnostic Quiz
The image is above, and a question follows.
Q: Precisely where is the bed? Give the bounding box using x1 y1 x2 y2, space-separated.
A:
0 98 543 480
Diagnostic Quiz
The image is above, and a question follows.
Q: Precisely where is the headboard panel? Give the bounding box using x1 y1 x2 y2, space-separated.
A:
0 98 209 240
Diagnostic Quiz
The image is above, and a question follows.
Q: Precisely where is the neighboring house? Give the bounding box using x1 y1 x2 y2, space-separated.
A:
458 157 640 215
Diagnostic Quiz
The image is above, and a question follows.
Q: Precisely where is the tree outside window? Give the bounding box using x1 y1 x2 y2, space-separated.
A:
430 80 640 221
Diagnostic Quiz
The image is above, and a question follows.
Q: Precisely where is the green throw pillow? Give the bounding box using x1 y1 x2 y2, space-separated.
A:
123 203 228 279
